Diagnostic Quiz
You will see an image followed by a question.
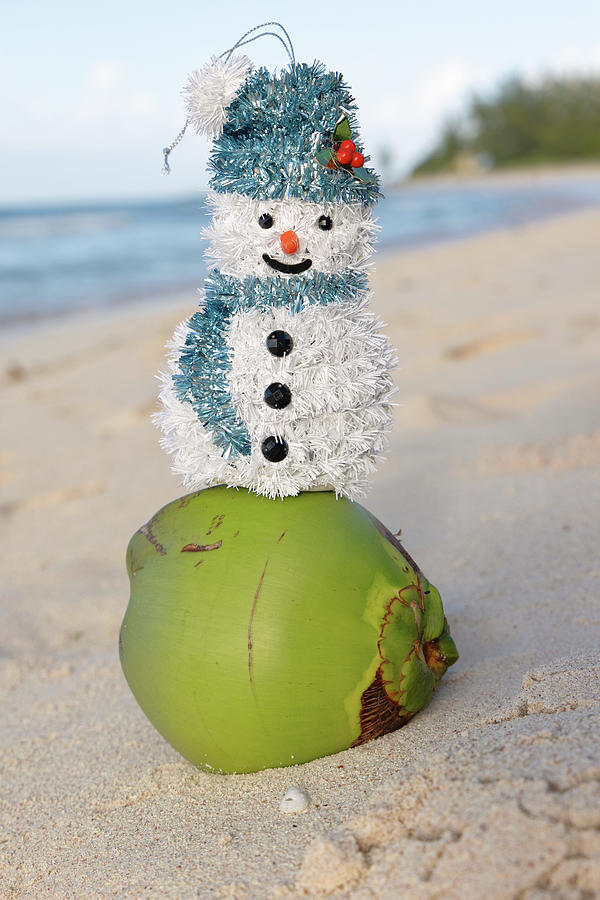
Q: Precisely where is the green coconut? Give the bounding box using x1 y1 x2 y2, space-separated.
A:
119 487 457 774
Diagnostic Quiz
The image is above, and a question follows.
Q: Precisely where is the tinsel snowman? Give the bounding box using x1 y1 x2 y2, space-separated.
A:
156 44 397 499
119 27 457 775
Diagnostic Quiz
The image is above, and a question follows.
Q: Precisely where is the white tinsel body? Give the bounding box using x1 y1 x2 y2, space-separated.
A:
155 296 397 500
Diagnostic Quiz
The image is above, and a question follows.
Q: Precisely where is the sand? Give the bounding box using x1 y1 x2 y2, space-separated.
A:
1 208 599 899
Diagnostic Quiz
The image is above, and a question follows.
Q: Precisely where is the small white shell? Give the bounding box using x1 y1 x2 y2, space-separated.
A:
279 786 310 814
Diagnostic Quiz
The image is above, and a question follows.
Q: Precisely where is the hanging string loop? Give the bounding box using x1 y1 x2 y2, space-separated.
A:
161 22 295 174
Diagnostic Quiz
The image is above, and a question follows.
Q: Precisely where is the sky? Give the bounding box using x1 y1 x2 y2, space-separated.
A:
3 0 600 205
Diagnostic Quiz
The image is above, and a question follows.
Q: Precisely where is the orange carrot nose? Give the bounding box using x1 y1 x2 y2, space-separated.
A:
280 230 299 255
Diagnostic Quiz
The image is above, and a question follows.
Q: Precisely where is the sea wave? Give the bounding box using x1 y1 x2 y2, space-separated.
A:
0 211 131 240
1 179 600 326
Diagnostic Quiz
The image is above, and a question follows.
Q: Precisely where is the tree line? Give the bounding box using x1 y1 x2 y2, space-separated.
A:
412 75 600 174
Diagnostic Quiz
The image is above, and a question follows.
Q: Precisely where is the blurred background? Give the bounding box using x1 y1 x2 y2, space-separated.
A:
2 0 600 325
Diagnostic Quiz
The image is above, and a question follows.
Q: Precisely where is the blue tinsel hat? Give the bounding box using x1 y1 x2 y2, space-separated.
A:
163 23 381 207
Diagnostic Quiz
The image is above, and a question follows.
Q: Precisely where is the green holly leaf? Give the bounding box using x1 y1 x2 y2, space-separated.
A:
333 116 353 143
351 165 377 184
315 148 336 168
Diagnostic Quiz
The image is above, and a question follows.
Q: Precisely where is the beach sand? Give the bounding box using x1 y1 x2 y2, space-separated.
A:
1 208 599 899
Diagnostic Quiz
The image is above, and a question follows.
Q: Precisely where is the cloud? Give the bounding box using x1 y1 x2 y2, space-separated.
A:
87 61 125 91
129 91 157 118
414 59 474 119
10 59 162 150
542 43 600 78
75 60 158 129
371 59 488 129
366 58 493 175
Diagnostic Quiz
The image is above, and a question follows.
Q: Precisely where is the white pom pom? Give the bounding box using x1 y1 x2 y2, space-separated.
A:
183 54 253 139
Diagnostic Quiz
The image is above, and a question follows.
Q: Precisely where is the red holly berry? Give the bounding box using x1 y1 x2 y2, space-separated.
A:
351 152 365 168
340 139 356 154
336 147 353 165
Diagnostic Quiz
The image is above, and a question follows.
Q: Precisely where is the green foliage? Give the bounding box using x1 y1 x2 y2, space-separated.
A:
412 75 600 174
315 148 335 167
315 119 378 184
333 116 353 143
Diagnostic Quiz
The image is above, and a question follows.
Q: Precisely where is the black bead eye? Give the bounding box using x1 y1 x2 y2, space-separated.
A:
258 213 274 229
318 215 332 231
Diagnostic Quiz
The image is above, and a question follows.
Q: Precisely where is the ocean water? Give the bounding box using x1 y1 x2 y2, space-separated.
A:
2 177 600 327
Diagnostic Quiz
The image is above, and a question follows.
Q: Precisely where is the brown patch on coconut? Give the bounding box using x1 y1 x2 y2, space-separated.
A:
181 540 222 552
351 667 412 747
423 639 447 678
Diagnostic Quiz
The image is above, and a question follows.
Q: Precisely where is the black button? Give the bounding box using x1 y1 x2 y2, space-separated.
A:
318 214 332 231
258 213 273 229
266 330 293 357
264 382 291 409
261 436 288 462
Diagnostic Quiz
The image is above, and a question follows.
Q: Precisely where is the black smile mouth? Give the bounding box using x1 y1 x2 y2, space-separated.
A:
262 254 313 274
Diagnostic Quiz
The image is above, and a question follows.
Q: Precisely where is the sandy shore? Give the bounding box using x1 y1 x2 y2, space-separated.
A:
403 160 600 189
2 209 600 898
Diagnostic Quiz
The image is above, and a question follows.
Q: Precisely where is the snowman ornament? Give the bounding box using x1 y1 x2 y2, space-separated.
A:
120 26 457 775
156 44 397 499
